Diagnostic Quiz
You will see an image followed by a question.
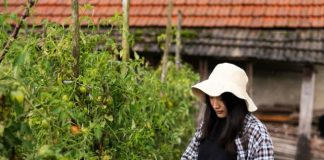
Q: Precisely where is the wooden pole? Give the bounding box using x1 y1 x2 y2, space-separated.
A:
72 0 80 78
122 0 130 62
0 0 36 64
246 62 253 97
161 0 173 82
197 58 208 126
296 66 316 160
175 10 182 70
199 59 208 81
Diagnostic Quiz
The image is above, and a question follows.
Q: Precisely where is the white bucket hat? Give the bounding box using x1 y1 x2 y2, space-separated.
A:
192 62 257 112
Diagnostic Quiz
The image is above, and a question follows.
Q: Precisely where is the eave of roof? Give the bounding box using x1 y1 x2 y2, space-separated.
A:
133 28 324 64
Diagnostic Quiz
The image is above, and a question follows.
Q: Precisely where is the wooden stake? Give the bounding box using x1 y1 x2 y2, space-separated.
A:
197 58 208 126
175 10 182 70
0 0 36 64
246 62 253 97
199 59 208 81
122 0 130 62
161 0 173 82
72 0 80 78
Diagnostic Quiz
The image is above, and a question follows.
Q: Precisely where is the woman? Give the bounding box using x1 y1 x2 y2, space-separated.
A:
181 63 274 160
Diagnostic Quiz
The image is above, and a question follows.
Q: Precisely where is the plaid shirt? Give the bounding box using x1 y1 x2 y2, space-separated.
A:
181 114 274 160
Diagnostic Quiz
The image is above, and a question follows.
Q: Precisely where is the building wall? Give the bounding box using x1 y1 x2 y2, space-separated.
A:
253 66 302 109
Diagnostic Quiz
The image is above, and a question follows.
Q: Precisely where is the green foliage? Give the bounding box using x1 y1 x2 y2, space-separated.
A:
0 14 199 159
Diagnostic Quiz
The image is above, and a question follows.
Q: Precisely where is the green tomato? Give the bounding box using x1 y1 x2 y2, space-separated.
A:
106 96 113 106
102 155 111 160
67 102 74 108
41 119 49 128
38 145 53 157
62 95 69 101
57 76 63 85
10 90 24 104
79 86 87 94
83 108 88 114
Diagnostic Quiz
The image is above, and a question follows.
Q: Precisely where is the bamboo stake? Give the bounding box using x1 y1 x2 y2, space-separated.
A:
0 0 36 64
122 0 130 62
161 0 173 82
175 10 182 70
72 0 80 78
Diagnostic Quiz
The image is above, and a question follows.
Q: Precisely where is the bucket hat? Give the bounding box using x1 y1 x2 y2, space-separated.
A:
192 63 257 112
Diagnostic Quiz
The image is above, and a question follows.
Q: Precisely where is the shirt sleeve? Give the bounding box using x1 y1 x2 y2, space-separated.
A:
253 138 274 160
180 123 202 160
248 123 274 160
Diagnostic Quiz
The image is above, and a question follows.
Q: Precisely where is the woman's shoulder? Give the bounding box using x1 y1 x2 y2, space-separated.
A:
243 113 270 138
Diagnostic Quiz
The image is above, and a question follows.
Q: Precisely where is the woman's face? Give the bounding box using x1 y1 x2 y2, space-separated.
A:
209 96 228 118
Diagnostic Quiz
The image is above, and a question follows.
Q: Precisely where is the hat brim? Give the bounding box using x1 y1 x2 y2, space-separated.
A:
192 79 257 112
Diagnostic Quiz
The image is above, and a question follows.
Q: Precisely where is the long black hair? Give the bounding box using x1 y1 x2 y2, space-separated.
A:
200 92 249 159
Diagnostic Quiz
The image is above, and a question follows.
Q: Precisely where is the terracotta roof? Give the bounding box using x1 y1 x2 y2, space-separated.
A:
2 0 324 28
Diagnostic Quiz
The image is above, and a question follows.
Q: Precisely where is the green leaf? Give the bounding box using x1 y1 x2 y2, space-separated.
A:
134 51 139 60
13 52 25 68
106 115 113 122
120 65 128 78
0 122 4 137
94 127 102 140
131 120 136 129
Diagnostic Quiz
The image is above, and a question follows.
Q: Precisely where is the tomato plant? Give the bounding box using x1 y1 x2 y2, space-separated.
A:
0 13 199 159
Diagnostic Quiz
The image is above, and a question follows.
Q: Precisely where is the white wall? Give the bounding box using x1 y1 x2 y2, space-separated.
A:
252 66 302 109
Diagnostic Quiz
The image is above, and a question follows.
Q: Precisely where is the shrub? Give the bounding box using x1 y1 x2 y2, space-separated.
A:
0 15 199 159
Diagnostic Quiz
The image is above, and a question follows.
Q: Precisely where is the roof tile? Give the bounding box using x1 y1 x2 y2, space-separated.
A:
262 17 275 27
186 0 198 5
253 6 266 16
174 0 186 5
298 18 312 27
228 17 241 26
313 6 322 16
197 0 209 5
209 0 223 5
265 6 277 16
151 6 164 16
218 6 231 16
230 6 242 16
184 6 196 16
275 17 289 26
287 17 300 27
251 17 263 27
